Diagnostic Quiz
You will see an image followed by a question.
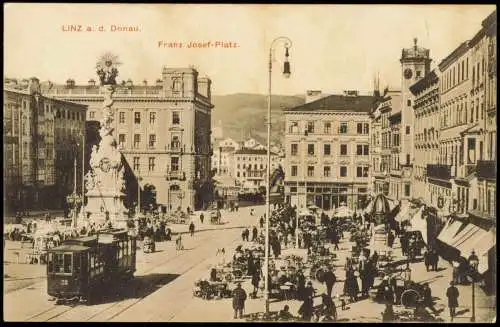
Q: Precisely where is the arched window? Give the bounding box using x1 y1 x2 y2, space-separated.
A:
169 184 180 192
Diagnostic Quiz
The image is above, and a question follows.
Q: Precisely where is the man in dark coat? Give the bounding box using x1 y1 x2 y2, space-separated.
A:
259 216 265 229
189 222 195 237
296 270 306 300
252 226 258 242
323 267 337 297
423 250 430 272
422 283 438 314
251 271 260 298
200 213 204 224
387 231 395 248
298 297 314 321
431 249 439 271
446 281 459 321
232 282 247 319
332 231 340 250
400 233 409 256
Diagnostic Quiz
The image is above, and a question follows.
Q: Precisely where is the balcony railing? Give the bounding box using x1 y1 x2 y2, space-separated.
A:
426 164 453 180
476 160 496 179
166 170 186 181
165 144 185 153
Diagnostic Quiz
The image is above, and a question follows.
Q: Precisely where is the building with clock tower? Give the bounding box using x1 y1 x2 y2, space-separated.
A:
398 38 432 201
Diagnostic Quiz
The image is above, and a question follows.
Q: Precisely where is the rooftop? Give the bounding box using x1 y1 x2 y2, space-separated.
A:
285 93 374 113
401 38 431 61
438 41 470 71
409 70 439 95
234 147 278 156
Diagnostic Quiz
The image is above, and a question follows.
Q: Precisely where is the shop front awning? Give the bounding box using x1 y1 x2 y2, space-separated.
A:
454 224 484 255
437 219 464 245
409 206 427 244
450 223 477 249
468 228 496 274
363 199 374 214
394 202 411 222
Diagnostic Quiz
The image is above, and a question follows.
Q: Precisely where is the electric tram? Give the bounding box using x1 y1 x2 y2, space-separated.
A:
46 229 136 304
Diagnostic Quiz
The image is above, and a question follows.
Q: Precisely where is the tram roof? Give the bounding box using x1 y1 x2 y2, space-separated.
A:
49 244 90 252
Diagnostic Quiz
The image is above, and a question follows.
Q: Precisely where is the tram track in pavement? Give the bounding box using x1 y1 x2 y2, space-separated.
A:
100 231 245 322
27 227 244 322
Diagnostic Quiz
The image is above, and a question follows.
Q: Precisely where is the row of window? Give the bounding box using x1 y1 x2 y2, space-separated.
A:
290 143 369 156
237 163 266 170
132 156 179 172
288 121 369 135
118 134 182 149
442 57 469 92
235 156 278 161
290 165 369 178
88 111 182 125
441 99 484 128
236 171 264 178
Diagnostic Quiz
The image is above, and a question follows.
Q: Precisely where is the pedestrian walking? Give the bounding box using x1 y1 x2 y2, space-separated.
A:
332 231 340 250
323 267 337 298
252 226 258 242
259 216 264 229
296 270 306 300
235 202 239 212
387 231 395 248
251 271 260 298
446 281 459 321
298 297 314 322
422 283 438 314
431 249 439 271
241 229 247 242
232 282 247 319
423 250 430 272
200 213 204 224
175 234 183 251
189 222 195 237
250 208 254 216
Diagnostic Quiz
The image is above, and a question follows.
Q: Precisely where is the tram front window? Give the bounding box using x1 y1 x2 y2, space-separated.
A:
50 253 73 274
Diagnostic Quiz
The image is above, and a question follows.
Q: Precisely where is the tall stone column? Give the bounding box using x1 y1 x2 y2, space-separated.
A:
83 54 129 229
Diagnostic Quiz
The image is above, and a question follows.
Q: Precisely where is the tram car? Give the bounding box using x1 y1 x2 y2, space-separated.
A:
46 229 136 304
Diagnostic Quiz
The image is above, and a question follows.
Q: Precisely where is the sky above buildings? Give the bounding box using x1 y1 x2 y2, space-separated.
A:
4 4 496 96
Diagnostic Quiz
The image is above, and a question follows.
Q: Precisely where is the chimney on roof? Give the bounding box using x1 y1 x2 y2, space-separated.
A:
343 90 359 97
28 77 40 95
305 90 323 103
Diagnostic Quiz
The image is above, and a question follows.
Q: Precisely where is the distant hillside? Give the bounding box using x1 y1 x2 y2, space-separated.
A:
211 93 305 144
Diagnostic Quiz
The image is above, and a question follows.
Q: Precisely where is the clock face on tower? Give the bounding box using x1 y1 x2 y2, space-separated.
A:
404 68 413 80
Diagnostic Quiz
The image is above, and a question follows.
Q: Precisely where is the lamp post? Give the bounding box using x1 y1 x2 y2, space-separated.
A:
265 36 292 315
137 174 142 217
468 251 479 322
67 141 82 228
80 131 86 219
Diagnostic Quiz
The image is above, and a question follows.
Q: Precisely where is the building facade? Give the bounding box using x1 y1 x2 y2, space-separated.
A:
398 38 432 201
42 67 214 211
212 137 240 176
284 91 373 211
232 148 279 190
4 77 86 213
410 70 440 205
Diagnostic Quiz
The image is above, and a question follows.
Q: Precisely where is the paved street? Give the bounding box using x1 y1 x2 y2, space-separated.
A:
3 204 496 322
3 205 265 322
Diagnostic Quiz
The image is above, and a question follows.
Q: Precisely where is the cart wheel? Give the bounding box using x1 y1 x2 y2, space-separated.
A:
315 268 326 283
225 273 233 282
233 269 243 279
401 289 420 308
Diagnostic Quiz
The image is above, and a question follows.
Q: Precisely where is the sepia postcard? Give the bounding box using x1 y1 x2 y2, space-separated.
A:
3 3 497 323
